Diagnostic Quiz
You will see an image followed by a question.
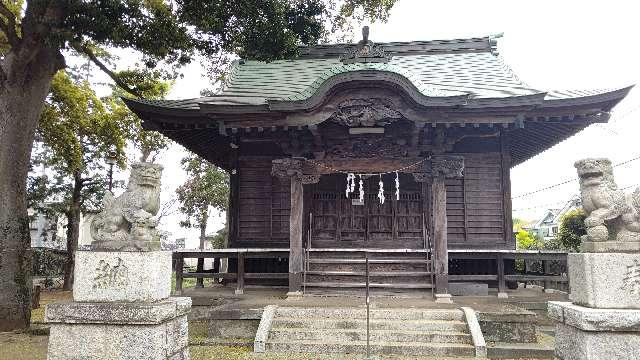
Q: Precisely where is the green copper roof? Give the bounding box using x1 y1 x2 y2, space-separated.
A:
127 36 632 112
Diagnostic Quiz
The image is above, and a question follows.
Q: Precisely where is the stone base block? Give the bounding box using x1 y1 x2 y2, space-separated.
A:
568 252 640 309
581 240 640 253
449 282 488 296
46 297 191 360
549 301 640 360
434 293 453 303
73 250 172 302
477 307 537 343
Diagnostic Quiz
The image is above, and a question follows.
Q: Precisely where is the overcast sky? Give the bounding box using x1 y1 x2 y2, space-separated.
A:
142 0 640 248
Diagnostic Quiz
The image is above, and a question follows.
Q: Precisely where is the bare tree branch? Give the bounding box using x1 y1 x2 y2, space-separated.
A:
0 2 20 46
70 42 143 99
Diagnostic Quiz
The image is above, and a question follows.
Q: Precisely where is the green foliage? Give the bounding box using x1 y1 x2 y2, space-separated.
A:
516 228 543 250
4 1 397 95
557 209 587 252
31 248 65 285
106 69 173 162
512 217 530 231
38 71 128 176
209 225 228 249
176 153 229 234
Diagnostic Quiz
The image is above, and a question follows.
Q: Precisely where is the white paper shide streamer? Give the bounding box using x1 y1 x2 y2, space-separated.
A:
377 175 385 204
345 173 356 198
395 171 400 200
345 172 401 205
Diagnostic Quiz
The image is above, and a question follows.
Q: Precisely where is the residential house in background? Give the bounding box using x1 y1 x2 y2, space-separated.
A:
525 196 581 241
29 210 67 250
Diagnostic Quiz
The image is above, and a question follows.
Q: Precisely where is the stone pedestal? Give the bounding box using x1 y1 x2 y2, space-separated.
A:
568 253 640 309
73 250 172 302
548 301 640 360
550 252 640 360
46 251 190 360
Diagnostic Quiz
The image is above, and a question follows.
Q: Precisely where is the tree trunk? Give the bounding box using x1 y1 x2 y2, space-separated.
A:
62 171 82 291
0 42 64 330
196 217 207 288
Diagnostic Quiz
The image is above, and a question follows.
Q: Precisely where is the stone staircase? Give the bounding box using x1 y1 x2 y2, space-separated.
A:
255 306 486 358
304 250 434 296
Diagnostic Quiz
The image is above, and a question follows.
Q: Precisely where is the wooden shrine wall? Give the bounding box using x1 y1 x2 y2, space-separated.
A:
230 153 513 250
233 156 291 248
446 152 511 249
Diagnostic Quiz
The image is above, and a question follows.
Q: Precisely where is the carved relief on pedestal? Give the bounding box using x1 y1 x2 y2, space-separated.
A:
575 158 640 251
621 259 640 296
90 162 163 251
93 258 129 289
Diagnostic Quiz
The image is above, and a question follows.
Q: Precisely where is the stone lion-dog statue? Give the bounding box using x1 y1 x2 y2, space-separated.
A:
575 158 640 252
90 162 163 251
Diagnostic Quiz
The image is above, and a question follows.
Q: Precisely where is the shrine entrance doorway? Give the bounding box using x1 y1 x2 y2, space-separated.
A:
309 173 429 250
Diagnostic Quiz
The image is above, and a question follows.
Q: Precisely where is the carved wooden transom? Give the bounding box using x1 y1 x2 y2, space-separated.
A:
329 98 403 127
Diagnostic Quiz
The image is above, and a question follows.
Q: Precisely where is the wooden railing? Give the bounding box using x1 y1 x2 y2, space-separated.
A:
449 249 569 295
173 248 569 297
172 248 289 295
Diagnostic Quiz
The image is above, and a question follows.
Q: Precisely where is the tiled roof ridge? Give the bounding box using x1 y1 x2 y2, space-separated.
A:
290 35 498 60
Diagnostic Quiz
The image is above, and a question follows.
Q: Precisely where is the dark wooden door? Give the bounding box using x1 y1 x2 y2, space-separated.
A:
310 173 426 249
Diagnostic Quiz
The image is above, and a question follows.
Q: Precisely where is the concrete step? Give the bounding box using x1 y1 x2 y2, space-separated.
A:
269 327 472 344
274 307 464 321
265 339 475 357
271 317 469 332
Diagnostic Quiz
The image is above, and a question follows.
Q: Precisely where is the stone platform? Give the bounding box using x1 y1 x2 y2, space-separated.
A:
548 301 640 360
46 297 191 360
47 250 190 360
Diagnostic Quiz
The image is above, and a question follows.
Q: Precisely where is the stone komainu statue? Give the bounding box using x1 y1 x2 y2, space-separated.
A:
91 162 163 251
575 158 640 251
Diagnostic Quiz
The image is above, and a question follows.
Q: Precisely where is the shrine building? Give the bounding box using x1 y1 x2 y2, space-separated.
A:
124 29 631 298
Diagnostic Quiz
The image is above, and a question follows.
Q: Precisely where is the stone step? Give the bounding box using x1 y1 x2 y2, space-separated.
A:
265 339 475 357
274 307 464 321
268 327 473 344
271 317 469 332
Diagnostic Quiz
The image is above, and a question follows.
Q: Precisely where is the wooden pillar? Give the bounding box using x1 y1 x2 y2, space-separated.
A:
175 256 184 295
235 252 245 295
497 252 507 298
501 131 515 294
432 175 450 301
501 132 514 248
271 158 314 298
289 175 304 295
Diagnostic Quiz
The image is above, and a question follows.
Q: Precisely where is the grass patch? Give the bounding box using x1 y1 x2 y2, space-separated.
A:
189 345 251 360
171 271 220 291
0 332 49 360
189 321 209 343
31 290 72 324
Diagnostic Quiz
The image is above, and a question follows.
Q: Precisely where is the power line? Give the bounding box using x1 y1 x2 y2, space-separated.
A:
512 200 567 212
512 154 640 199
